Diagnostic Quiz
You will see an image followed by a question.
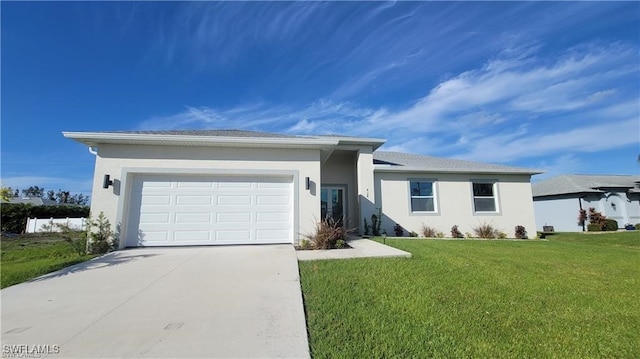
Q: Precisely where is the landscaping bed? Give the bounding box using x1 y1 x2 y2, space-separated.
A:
299 232 639 358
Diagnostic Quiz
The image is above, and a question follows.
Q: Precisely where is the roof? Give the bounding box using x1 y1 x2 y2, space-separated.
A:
63 129 386 150
532 174 640 197
4 197 58 206
373 151 542 175
104 129 301 138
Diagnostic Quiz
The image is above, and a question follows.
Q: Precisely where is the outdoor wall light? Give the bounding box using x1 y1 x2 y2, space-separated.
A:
305 177 310 190
611 203 617 211
103 174 114 189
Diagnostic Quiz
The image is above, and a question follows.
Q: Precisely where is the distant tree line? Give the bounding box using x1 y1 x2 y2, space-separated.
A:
2 185 89 206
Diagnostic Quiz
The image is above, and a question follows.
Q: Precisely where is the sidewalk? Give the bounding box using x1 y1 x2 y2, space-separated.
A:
296 238 412 261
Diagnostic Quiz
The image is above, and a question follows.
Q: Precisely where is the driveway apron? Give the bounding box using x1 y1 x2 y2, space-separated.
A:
1 245 310 358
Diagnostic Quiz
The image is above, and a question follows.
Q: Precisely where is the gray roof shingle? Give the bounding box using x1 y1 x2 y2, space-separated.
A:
532 174 640 197
373 151 541 174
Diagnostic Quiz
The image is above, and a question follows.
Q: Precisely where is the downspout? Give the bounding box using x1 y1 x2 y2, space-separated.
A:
578 196 585 232
88 146 98 155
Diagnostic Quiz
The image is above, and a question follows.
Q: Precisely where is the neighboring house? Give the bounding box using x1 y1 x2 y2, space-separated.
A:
4 196 58 206
532 175 640 232
63 130 541 248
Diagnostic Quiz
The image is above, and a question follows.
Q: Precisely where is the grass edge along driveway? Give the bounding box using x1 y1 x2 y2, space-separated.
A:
1 233 97 289
299 232 639 358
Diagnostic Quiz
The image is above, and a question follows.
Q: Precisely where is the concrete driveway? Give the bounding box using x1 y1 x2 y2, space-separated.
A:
1 245 310 358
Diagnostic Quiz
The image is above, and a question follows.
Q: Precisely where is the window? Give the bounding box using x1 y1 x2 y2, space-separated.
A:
410 181 436 212
472 182 497 212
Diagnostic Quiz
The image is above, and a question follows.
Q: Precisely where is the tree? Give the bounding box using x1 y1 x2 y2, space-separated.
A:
0 186 12 202
47 189 89 205
21 186 45 198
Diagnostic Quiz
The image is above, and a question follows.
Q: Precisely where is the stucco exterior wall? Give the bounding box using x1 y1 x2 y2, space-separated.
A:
374 172 537 238
90 144 321 245
533 196 582 232
534 192 640 231
320 151 358 228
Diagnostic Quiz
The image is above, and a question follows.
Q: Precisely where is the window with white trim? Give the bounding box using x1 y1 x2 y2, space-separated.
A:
410 180 436 212
472 182 497 212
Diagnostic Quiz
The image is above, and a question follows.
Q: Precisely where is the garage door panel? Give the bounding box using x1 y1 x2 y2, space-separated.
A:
128 175 293 247
141 195 172 205
174 231 211 241
142 231 169 242
139 213 170 224
256 195 290 205
174 212 211 223
256 229 290 240
256 212 290 222
216 212 252 223
176 181 214 188
217 195 252 205
176 195 212 205
218 181 253 189
215 230 252 241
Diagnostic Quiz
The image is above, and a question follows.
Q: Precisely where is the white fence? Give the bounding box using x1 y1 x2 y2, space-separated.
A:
25 217 88 233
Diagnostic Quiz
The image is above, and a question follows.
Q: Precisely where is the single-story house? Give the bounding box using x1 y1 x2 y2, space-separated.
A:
532 174 640 232
3 197 59 206
63 130 541 248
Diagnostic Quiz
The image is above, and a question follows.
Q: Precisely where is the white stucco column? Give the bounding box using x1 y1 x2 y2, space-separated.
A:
356 147 375 234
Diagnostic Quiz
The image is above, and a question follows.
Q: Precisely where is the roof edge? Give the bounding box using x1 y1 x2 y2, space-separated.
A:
62 131 341 148
374 165 542 175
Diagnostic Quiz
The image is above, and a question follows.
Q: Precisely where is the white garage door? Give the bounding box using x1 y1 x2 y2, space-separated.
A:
126 175 293 247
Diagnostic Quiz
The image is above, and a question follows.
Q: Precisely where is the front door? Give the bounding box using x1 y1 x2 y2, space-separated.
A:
321 187 345 223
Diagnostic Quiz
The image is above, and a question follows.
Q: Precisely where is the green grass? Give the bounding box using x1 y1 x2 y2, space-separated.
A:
299 232 640 358
1 233 96 288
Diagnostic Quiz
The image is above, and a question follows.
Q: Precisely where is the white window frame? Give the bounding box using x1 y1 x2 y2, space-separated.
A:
408 179 438 214
471 180 500 214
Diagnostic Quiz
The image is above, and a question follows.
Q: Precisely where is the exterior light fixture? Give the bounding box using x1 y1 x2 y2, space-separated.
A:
103 174 114 189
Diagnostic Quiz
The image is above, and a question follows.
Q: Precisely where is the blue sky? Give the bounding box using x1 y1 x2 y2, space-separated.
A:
2 1 639 198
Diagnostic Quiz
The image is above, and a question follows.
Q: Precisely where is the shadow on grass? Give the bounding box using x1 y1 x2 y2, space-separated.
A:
27 250 160 284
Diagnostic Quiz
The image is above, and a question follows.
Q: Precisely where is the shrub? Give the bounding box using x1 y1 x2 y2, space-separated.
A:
363 217 370 236
335 239 347 249
515 225 528 239
472 222 499 239
436 232 445 238
87 212 114 254
299 238 312 250
587 223 601 232
1 203 32 233
305 218 347 250
393 223 404 237
465 232 473 238
409 231 418 237
421 224 438 238
498 232 507 239
371 208 383 236
450 225 464 238
603 219 618 231
587 207 607 231
577 209 587 227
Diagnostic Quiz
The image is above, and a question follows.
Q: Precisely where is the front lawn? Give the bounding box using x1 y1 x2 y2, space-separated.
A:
299 232 639 358
1 233 96 289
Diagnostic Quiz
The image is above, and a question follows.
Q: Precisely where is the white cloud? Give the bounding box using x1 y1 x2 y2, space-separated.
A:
138 41 639 170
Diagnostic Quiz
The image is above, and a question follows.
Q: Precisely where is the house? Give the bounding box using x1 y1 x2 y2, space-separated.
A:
532 175 640 232
4 196 59 206
63 130 541 248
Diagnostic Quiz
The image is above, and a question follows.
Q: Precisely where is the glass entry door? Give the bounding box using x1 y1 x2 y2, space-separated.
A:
321 187 345 223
